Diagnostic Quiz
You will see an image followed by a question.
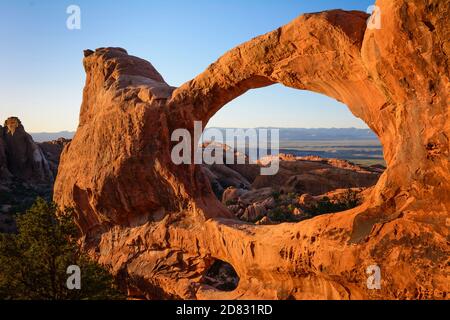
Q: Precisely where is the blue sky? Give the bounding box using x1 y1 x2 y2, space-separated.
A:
0 0 375 132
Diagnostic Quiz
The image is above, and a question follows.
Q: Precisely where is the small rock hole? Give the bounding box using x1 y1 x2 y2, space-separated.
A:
203 259 239 291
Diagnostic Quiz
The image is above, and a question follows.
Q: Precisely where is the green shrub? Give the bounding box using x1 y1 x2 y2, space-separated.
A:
309 190 361 216
287 192 296 200
271 191 280 201
0 198 125 300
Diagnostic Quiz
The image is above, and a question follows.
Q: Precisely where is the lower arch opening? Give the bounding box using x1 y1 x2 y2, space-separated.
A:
202 259 240 292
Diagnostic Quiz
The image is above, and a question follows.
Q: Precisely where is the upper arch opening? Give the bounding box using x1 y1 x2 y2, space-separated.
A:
199 85 385 225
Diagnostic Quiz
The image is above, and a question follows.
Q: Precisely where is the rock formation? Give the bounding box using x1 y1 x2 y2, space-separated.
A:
0 118 71 228
54 0 449 299
0 117 53 183
253 154 381 194
0 126 10 180
0 117 63 231
216 154 380 224
38 138 71 178
205 150 382 201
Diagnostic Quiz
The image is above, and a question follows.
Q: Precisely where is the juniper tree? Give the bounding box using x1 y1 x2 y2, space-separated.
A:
0 198 124 300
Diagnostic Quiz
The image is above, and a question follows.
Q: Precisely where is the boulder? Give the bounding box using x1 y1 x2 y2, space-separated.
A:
297 193 318 209
222 187 247 205
241 203 266 222
238 187 274 206
255 216 273 225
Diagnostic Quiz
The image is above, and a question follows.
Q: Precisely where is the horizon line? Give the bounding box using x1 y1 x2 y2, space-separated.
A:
30 127 372 134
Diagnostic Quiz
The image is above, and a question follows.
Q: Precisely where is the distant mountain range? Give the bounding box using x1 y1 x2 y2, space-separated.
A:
30 131 75 142
207 128 378 141
30 128 378 143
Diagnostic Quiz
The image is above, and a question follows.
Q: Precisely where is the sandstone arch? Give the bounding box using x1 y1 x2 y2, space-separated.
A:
54 0 449 299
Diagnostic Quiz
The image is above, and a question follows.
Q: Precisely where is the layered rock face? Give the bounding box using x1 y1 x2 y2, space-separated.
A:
54 0 449 299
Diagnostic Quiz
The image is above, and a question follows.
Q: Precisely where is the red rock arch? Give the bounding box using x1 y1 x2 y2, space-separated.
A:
54 0 449 299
